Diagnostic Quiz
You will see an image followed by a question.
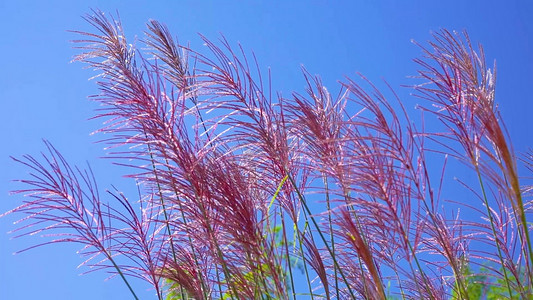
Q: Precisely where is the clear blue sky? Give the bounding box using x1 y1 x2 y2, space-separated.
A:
1 1 532 299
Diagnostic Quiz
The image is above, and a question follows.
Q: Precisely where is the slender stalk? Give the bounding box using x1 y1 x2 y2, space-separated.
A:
105 250 140 300
322 175 338 300
492 124 533 282
345 205 385 299
513 185 533 286
245 251 266 299
145 138 178 262
474 166 515 297
280 209 296 300
296 222 315 300
196 197 240 300
145 142 189 300
265 175 292 299
416 191 467 300
284 170 357 299
163 163 210 298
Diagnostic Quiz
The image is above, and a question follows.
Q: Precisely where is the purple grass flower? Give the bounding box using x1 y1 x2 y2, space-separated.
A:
5 10 532 300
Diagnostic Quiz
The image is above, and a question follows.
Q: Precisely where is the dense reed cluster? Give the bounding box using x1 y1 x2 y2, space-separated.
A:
5 10 533 299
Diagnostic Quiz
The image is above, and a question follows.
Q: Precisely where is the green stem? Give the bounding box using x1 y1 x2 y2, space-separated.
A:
280 210 297 300
285 170 357 299
106 250 139 300
296 222 315 300
193 195 240 300
475 166 515 297
143 132 210 298
145 139 178 264
346 205 385 299
322 175 336 300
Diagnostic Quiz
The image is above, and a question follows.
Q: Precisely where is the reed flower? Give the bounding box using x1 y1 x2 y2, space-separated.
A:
5 10 532 300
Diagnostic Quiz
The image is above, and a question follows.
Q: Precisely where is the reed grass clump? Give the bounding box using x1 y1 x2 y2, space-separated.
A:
5 10 532 299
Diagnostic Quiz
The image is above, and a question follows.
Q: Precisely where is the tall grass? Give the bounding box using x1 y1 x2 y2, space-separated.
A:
5 10 532 299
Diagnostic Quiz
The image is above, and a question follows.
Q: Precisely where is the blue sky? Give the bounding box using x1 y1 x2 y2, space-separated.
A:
1 1 532 299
